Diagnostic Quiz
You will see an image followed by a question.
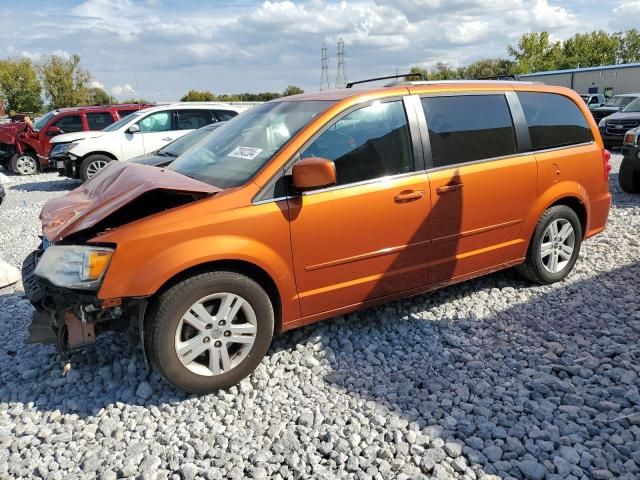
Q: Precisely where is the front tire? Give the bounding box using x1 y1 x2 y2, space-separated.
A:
619 157 640 193
517 205 582 285
146 271 274 393
10 153 38 175
80 154 112 181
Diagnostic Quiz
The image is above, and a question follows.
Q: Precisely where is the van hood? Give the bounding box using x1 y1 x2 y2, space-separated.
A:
50 131 105 144
41 162 220 242
601 111 640 122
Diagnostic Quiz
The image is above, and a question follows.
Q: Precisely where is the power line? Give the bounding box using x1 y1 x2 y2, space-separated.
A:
320 42 330 91
335 38 347 89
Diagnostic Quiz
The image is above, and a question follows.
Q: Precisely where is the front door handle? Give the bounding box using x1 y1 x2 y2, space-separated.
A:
394 190 424 203
162 137 174 141
436 184 463 195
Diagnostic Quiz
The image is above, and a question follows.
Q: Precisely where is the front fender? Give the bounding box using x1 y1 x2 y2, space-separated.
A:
98 235 300 323
517 180 590 257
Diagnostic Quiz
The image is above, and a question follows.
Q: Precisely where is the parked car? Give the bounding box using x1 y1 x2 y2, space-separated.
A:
23 80 611 393
122 122 223 168
0 104 149 175
590 93 640 123
619 126 640 193
580 93 605 110
50 103 240 180
598 97 640 148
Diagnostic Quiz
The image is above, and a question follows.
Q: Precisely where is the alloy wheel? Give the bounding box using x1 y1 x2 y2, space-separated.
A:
540 219 575 273
15 155 38 175
174 293 258 377
86 160 109 179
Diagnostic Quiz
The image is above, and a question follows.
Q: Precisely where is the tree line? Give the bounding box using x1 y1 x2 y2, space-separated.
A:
0 54 114 114
409 29 640 80
180 85 304 102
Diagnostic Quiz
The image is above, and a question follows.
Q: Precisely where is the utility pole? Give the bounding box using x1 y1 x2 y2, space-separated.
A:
335 38 347 88
320 43 330 91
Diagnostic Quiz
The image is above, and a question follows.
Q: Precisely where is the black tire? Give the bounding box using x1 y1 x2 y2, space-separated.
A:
80 154 112 181
146 271 274 393
517 205 582 285
618 157 640 193
10 152 38 175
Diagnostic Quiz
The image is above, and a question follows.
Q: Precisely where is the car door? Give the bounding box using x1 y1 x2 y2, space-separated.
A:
132 110 177 158
44 114 84 153
419 92 537 283
287 98 430 318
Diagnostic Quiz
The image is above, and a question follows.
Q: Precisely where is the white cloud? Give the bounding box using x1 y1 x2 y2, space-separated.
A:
611 1 640 29
111 84 136 96
88 79 105 90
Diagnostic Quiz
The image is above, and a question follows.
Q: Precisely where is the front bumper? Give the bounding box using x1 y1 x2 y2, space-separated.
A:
50 152 78 178
599 128 627 147
22 248 140 350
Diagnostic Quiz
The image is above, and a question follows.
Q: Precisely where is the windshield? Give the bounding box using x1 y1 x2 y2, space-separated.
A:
33 111 56 131
159 124 220 157
604 96 635 107
169 100 335 188
102 112 142 132
621 98 640 113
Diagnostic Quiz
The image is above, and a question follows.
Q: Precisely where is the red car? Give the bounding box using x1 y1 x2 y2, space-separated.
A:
0 104 149 175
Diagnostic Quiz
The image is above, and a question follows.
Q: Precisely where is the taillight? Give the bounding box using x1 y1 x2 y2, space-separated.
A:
602 149 612 180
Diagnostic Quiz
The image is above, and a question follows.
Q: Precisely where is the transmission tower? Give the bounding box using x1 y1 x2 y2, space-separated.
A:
335 38 347 88
320 43 330 90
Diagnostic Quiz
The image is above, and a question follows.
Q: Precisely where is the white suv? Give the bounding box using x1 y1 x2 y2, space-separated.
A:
50 103 241 180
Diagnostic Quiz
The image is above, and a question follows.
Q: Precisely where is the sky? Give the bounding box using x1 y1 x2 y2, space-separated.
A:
1 0 638 101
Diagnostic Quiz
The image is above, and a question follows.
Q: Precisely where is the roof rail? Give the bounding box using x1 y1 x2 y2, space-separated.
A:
474 74 521 81
346 72 427 89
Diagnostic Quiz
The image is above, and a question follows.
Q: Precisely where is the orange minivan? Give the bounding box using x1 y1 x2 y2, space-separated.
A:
24 80 611 393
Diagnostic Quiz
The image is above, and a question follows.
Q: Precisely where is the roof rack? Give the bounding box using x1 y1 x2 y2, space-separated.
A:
346 72 427 89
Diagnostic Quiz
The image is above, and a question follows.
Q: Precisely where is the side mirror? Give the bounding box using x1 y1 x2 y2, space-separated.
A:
127 124 140 134
292 157 337 191
46 126 62 137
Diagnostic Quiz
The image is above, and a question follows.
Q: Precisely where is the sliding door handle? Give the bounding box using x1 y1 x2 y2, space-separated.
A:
436 184 463 195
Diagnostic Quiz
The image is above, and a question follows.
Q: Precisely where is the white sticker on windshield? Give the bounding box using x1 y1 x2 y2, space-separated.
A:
228 146 263 160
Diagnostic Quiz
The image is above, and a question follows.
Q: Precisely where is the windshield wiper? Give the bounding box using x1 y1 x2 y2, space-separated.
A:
157 150 178 157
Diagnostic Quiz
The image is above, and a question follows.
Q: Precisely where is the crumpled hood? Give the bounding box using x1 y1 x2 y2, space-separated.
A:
41 162 220 242
0 122 29 143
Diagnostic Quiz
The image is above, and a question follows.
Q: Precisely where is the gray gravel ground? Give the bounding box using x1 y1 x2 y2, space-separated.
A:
0 157 639 480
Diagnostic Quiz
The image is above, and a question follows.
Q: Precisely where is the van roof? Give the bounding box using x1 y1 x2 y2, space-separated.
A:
279 80 543 102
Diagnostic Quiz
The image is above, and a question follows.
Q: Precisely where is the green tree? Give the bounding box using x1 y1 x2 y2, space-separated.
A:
180 89 216 101
405 66 428 81
120 98 150 104
87 87 112 105
618 29 640 63
507 32 562 73
561 31 619 69
463 58 517 78
429 62 460 80
282 85 304 97
38 54 91 108
0 58 43 113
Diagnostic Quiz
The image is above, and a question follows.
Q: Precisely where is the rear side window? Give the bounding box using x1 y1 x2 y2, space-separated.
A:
118 109 137 118
86 112 115 130
177 110 215 130
53 115 83 134
422 95 517 167
300 100 413 186
214 110 238 121
517 92 593 150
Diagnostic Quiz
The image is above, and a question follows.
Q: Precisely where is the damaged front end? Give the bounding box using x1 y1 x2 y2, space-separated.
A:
22 247 145 352
23 161 220 356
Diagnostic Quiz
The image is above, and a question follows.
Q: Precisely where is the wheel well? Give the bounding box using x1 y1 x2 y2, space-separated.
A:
82 151 118 161
550 197 587 237
154 260 283 333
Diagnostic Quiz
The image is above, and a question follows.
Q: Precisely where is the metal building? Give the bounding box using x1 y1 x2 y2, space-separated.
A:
519 63 640 98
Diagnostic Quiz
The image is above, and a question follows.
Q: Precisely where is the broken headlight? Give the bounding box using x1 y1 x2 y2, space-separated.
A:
34 245 114 290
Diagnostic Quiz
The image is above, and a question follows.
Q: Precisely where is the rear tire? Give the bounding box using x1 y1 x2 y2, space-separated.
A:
146 271 274 394
10 153 38 175
517 205 582 285
80 154 112 181
619 157 640 193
